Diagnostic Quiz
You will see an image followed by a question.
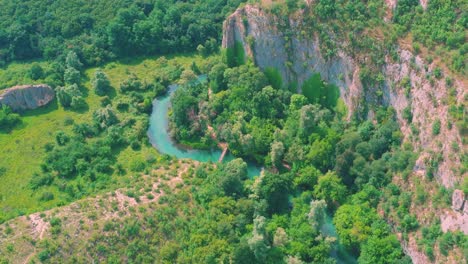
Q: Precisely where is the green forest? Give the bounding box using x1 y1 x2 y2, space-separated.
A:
0 0 466 263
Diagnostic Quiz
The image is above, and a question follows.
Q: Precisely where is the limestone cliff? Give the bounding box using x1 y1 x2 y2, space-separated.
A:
0 84 55 111
222 4 465 188
223 4 466 263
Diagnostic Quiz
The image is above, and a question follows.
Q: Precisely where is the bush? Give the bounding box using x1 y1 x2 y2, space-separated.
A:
56 84 82 108
39 192 55 201
70 96 87 110
0 105 21 131
29 173 54 190
55 131 70 146
64 67 81 85
93 106 118 129
93 69 111 96
402 106 412 123
400 214 419 232
433 67 442 79
29 63 44 80
38 250 50 261
432 119 441 135
49 217 61 227
120 75 142 93
130 160 146 172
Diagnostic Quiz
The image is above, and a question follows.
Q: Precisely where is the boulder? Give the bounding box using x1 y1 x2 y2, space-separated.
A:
0 84 54 111
452 189 465 211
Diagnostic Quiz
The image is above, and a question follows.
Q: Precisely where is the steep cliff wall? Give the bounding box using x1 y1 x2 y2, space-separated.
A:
223 5 466 263
0 84 54 111
222 4 465 188
223 6 361 115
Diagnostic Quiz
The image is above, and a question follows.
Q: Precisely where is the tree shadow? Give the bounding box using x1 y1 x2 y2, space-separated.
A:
21 98 59 117
0 120 22 134
105 86 118 100
72 101 90 114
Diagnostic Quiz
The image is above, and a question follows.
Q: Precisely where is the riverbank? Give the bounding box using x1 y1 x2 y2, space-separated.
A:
147 76 262 177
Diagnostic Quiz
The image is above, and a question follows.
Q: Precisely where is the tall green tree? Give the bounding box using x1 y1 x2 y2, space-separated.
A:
65 51 83 70
92 69 111 96
313 171 347 207
248 216 270 262
218 158 248 197
56 84 82 108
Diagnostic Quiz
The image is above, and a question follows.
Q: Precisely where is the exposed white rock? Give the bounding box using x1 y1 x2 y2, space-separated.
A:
222 4 464 188
0 84 54 111
452 189 465 211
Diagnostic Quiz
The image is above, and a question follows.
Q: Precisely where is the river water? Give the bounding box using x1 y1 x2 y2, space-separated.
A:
147 76 262 178
147 77 356 264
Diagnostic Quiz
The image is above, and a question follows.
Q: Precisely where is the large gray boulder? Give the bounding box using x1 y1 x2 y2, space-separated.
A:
0 84 55 111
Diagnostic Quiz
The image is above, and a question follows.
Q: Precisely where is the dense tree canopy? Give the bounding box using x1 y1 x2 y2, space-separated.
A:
0 0 246 66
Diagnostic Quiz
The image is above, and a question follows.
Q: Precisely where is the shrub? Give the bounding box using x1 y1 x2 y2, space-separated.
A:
55 131 70 145
93 69 111 96
63 117 74 126
93 106 118 129
39 192 54 201
56 84 82 108
29 173 54 190
49 217 61 227
130 160 146 172
402 106 412 123
70 96 87 110
432 119 441 135
433 67 442 79
38 250 50 261
29 63 44 80
64 67 81 85
400 214 419 232
0 105 21 131
120 75 142 93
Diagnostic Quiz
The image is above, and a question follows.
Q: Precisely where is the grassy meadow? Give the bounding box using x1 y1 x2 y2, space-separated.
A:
0 53 210 221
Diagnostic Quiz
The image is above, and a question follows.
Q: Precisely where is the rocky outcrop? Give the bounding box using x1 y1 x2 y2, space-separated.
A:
223 5 466 262
222 4 465 188
440 189 467 235
0 84 54 111
452 189 465 211
223 6 361 114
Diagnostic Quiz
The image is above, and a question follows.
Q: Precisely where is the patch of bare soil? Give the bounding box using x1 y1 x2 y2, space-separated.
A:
0 160 197 263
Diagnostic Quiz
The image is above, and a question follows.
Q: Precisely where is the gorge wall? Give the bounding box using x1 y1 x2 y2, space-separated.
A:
222 4 465 188
223 4 466 263
0 84 55 111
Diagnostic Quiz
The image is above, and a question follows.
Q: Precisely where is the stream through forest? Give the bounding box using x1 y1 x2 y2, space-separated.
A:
147 76 356 264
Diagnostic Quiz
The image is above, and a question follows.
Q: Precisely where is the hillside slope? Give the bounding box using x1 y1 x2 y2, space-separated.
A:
222 3 466 263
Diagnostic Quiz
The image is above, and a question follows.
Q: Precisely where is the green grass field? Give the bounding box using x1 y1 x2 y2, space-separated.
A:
0 53 210 221
0 60 52 90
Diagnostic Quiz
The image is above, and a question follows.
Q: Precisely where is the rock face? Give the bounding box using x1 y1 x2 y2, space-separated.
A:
223 6 466 262
452 189 465 211
0 84 55 111
223 6 360 114
222 4 465 188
